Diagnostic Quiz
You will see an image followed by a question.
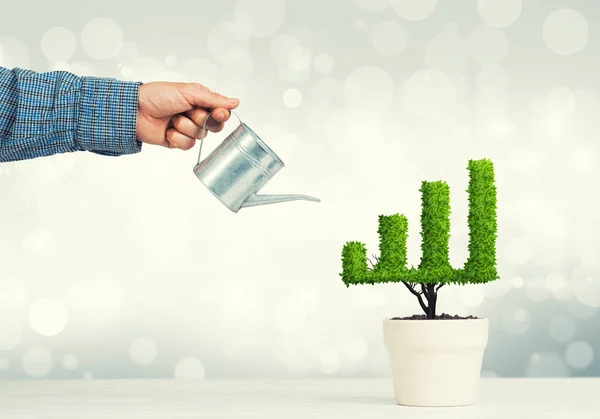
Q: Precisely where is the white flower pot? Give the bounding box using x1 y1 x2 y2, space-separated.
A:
383 318 489 407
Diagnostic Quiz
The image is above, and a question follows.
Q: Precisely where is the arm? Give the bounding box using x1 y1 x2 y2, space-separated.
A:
0 66 142 162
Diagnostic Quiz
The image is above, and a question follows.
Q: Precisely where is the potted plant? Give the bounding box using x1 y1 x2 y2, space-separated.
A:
340 158 498 407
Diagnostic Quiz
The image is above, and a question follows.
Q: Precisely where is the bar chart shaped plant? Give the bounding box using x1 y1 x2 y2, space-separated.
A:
340 158 499 319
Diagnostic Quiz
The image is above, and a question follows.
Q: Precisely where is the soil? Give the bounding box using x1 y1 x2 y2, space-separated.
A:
391 313 480 320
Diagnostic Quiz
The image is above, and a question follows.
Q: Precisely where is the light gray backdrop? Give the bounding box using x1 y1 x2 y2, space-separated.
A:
0 0 599 379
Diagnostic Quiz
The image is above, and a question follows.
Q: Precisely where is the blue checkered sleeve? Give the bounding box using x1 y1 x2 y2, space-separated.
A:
0 66 143 162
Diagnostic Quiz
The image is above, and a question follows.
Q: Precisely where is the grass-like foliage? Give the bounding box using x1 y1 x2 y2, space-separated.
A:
340 159 499 319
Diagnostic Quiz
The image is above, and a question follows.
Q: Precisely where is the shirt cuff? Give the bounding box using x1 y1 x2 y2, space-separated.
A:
76 77 143 156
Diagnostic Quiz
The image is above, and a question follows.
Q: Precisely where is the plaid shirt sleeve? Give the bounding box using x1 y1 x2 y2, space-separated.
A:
0 66 143 162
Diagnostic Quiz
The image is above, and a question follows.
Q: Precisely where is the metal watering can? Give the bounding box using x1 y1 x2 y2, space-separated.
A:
193 112 321 213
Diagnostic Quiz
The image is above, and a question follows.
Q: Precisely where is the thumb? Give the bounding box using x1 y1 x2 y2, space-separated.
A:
181 83 240 110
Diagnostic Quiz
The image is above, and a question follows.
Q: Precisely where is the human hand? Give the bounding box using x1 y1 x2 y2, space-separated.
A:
135 82 239 150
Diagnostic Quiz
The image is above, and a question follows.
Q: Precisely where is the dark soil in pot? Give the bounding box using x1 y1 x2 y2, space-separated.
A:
391 313 480 320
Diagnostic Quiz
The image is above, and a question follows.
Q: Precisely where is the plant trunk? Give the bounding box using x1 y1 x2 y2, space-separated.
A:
401 282 443 319
429 286 437 319
419 283 439 319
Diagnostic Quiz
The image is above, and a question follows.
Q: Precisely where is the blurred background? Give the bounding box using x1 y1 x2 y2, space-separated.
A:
0 0 599 380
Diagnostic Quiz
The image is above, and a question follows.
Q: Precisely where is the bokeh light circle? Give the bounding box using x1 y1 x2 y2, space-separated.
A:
425 23 468 73
121 66 133 78
525 278 550 303
391 0 437 21
41 27 77 61
283 88 302 108
129 337 159 366
371 22 407 57
81 18 123 59
543 9 589 55
313 53 335 74
0 36 31 68
320 349 341 374
512 276 524 288
29 297 69 337
567 299 597 319
287 45 313 71
233 0 286 38
174 357 205 380
502 308 531 335
477 0 522 28
571 263 600 307
565 341 594 369
22 347 53 378
62 354 79 370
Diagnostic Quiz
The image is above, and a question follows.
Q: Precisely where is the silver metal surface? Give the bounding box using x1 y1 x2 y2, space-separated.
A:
193 112 321 213
242 193 321 207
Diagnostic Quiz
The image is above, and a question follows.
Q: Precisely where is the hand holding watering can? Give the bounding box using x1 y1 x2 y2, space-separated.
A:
136 82 320 213
136 82 240 150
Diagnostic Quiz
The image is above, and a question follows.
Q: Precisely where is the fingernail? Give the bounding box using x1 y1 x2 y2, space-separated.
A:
229 98 239 104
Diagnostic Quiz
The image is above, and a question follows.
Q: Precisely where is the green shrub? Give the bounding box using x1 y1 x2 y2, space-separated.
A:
340 158 499 318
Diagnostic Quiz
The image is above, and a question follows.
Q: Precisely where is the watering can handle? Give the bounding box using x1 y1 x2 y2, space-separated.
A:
196 110 242 165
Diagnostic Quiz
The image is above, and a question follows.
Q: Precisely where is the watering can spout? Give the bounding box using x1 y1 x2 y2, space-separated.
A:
241 194 321 208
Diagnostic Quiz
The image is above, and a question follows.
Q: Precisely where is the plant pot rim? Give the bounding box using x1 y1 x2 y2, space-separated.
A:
383 317 488 323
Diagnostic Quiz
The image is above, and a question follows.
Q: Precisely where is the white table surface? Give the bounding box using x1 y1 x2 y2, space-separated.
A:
0 378 598 418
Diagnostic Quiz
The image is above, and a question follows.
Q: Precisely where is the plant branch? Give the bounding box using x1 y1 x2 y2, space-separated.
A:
420 283 430 302
435 283 445 291
403 281 428 315
366 254 380 270
402 281 419 297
